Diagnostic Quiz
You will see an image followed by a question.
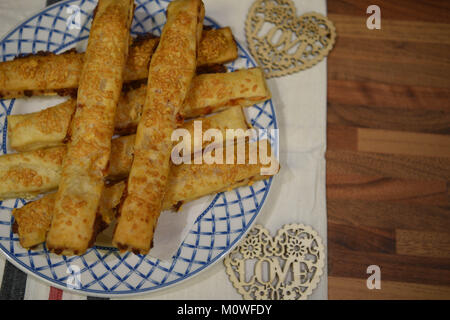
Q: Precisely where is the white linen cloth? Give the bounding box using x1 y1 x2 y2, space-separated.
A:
0 0 328 300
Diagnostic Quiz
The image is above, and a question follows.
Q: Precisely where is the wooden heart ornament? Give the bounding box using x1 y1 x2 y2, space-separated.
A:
224 224 325 300
245 0 336 78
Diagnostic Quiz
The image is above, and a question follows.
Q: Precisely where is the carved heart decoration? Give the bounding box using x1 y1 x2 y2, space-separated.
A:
224 224 324 300
245 0 336 78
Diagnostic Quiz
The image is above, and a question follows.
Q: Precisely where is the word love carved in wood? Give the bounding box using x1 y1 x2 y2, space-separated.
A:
245 0 336 78
224 224 324 300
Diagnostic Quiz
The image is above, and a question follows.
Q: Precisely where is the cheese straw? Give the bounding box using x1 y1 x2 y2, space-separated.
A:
46 0 135 256
113 0 205 254
13 139 278 249
0 108 249 200
13 182 126 250
0 28 237 100
7 68 270 152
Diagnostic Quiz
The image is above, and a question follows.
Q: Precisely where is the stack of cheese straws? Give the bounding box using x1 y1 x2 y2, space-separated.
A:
0 0 279 256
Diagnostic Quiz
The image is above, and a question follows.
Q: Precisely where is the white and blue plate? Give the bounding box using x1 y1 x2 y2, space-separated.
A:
0 0 277 297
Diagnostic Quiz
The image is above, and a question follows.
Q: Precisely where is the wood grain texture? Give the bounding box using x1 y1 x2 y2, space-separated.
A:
328 248 450 287
329 14 450 45
327 0 450 299
328 0 450 23
328 124 450 157
329 276 450 300
328 80 450 112
328 200 450 233
327 150 450 181
328 222 395 254
396 229 450 259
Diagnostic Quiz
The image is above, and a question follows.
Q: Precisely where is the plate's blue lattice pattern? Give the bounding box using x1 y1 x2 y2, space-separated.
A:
0 0 278 296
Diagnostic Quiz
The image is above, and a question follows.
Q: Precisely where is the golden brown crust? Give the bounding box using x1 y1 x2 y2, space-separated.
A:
0 28 237 100
197 27 237 66
8 68 270 152
113 0 205 254
12 193 56 249
162 140 278 209
180 107 250 152
8 99 76 151
107 135 136 181
13 181 126 249
113 84 147 135
97 181 126 225
0 147 65 200
183 68 271 118
46 0 134 256
108 67 270 134
122 37 159 82
1 108 250 200
0 49 83 100
12 140 278 249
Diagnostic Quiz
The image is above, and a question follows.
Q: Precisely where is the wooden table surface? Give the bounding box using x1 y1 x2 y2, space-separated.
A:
326 0 450 299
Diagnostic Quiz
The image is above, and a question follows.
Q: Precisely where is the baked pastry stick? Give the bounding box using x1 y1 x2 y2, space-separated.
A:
7 68 270 151
125 27 236 82
108 107 250 181
183 68 270 118
113 0 205 254
0 28 237 100
118 68 269 128
1 107 249 200
8 99 76 151
0 49 83 99
46 0 135 256
13 140 279 249
13 181 126 250
0 147 65 200
163 139 278 209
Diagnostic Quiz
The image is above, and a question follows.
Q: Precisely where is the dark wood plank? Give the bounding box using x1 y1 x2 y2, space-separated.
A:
357 127 450 157
396 229 450 258
327 14 450 88
328 124 450 157
326 149 450 181
331 37 450 67
328 56 450 88
327 124 358 151
328 222 395 254
328 80 450 112
327 0 450 23
327 176 448 206
328 104 450 134
329 276 450 300
328 248 450 286
328 199 450 233
328 14 450 45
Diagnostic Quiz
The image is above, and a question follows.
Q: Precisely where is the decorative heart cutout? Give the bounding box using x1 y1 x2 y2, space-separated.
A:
224 224 324 300
245 0 336 78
